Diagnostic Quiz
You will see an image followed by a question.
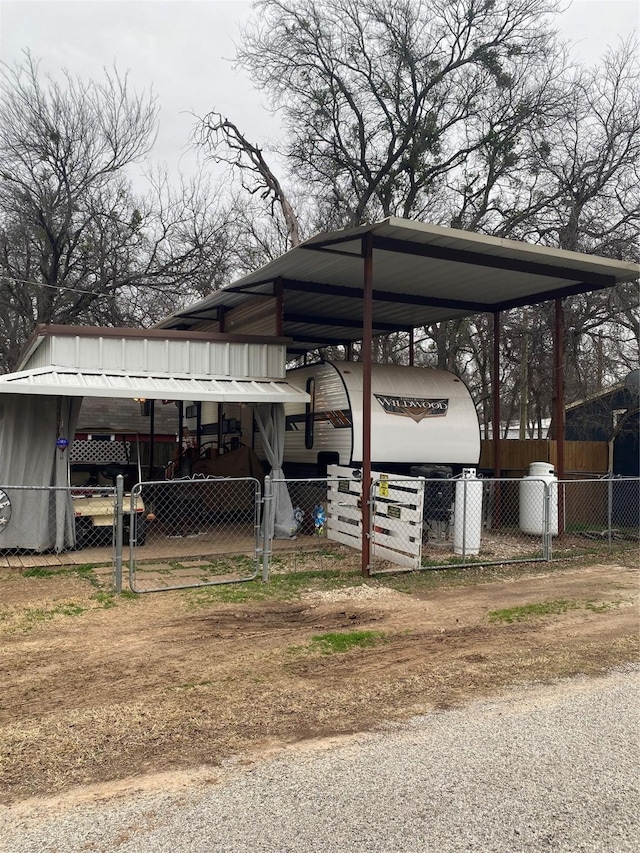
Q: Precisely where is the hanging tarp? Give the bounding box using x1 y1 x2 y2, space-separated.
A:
0 394 81 551
255 403 295 538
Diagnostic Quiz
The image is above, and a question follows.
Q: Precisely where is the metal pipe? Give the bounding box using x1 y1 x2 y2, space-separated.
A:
554 299 566 479
148 400 155 479
361 232 374 577
492 312 502 528
607 476 613 553
262 475 273 582
492 312 502 473
554 298 565 535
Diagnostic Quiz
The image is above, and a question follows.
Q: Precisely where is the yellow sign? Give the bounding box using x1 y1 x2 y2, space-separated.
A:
378 474 389 498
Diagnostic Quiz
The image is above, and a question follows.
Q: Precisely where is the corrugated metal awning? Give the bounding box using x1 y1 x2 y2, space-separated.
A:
0 367 309 404
159 217 639 354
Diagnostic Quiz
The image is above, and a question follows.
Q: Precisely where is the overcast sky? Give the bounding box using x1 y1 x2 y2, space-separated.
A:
0 0 638 188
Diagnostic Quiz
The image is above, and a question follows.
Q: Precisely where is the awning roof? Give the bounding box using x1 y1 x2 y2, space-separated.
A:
159 217 639 354
0 367 310 404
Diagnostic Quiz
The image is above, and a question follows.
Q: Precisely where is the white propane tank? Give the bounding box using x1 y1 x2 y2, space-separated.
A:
519 462 558 536
453 468 483 555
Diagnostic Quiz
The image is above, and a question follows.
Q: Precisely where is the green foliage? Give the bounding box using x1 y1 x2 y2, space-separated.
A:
21 565 96 579
22 602 87 625
309 630 385 654
489 599 578 622
118 589 138 600
183 568 359 606
585 600 622 613
90 591 117 609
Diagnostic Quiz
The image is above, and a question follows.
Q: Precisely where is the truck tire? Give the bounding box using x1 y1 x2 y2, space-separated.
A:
74 517 93 549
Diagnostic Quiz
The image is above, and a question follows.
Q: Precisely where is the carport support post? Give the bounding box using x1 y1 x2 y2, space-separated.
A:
492 311 502 527
554 298 566 535
361 232 374 577
148 400 156 479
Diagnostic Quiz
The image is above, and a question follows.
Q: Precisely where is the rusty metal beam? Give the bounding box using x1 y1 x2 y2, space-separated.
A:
492 312 502 528
361 233 374 578
554 298 566 535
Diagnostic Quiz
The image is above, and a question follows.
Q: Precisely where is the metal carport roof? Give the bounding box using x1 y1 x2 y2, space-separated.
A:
158 216 638 576
0 325 309 404
159 217 639 353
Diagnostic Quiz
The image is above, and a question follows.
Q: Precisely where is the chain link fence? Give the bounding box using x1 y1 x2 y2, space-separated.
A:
549 478 640 560
128 476 262 592
368 475 549 574
365 475 639 574
0 484 119 564
1 475 637 586
267 477 349 574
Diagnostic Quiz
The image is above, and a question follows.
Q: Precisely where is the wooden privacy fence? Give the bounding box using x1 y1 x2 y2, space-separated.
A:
480 440 609 477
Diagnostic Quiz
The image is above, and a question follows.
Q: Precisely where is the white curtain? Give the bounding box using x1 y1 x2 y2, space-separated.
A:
0 394 82 551
254 402 295 538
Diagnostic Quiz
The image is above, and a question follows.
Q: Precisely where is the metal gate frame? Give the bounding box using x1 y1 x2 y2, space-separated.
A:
123 476 263 594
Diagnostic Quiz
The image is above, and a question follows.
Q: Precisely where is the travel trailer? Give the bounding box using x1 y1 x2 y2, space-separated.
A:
184 361 480 477
277 361 481 476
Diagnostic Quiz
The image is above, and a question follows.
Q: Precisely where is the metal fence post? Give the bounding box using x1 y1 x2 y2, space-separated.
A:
262 475 273 582
114 474 124 593
462 477 468 558
607 477 613 554
543 481 551 561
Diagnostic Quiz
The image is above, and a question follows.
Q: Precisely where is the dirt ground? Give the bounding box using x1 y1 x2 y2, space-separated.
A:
0 551 638 807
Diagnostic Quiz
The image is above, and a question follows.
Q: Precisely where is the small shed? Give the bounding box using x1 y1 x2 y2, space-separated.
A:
0 325 308 550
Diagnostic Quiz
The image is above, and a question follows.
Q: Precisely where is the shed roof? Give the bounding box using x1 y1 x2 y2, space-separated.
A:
159 217 639 354
1 325 309 404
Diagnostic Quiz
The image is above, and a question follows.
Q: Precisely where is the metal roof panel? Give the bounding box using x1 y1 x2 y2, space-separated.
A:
0 368 309 404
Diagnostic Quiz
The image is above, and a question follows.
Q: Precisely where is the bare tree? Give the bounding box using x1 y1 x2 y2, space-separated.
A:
191 1 638 434
233 0 563 226
0 53 235 371
193 114 301 248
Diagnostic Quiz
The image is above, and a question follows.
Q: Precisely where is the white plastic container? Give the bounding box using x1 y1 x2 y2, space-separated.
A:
453 468 483 555
519 462 558 536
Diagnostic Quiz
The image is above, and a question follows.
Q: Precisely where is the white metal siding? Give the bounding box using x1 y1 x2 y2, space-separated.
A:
21 334 288 381
282 363 352 465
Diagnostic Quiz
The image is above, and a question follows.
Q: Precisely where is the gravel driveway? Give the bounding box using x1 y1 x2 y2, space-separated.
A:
2 666 638 853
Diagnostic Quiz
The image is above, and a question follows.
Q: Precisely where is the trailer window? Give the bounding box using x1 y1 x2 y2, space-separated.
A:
305 378 315 450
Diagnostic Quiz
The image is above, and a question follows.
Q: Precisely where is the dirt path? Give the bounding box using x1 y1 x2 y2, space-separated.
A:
0 555 638 805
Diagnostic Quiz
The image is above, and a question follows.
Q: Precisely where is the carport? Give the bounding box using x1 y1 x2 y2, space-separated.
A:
159 217 639 574
0 326 308 551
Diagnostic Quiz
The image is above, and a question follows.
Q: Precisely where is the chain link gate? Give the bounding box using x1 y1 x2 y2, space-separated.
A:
127 476 263 593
